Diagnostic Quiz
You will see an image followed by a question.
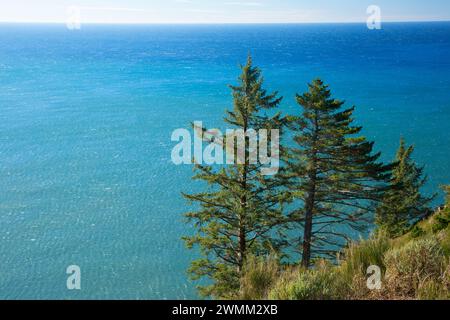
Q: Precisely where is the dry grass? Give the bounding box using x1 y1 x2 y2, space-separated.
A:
237 255 280 300
383 238 447 299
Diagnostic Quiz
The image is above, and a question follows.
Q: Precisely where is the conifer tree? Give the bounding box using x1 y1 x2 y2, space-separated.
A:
183 56 286 298
444 186 450 209
441 185 450 218
286 79 392 268
376 138 435 237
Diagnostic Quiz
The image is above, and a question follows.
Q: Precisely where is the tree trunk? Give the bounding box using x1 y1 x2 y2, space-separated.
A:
238 122 249 273
238 224 246 273
301 111 318 269
301 180 316 268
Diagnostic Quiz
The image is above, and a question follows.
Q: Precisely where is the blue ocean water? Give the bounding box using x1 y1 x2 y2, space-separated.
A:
0 22 449 299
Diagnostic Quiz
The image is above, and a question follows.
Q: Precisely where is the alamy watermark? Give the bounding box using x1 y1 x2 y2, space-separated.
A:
367 265 382 290
367 5 382 30
171 121 280 176
66 6 81 30
66 265 81 290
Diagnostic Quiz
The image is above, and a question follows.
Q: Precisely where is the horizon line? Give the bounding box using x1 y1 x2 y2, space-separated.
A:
1 19 450 25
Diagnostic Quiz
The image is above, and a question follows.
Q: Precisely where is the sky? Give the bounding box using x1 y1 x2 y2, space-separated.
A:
0 0 449 24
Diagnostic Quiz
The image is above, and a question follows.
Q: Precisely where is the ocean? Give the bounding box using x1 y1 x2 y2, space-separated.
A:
0 22 449 299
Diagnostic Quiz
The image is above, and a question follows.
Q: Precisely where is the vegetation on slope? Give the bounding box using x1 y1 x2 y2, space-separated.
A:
237 187 450 300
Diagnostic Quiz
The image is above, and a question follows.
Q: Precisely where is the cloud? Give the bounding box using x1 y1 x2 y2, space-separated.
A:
184 9 224 14
224 2 264 7
78 6 147 13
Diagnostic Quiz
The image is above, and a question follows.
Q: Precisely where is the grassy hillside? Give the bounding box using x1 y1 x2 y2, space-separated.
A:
237 199 450 300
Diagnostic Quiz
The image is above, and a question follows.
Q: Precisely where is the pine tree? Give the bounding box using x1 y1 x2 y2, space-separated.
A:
376 138 435 237
444 186 450 209
440 185 450 219
286 79 392 268
429 185 450 233
182 56 286 298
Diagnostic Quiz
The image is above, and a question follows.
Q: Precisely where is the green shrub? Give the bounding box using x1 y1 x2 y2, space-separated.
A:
439 226 450 256
410 225 425 238
238 255 279 300
268 261 341 300
339 231 390 284
433 186 450 233
267 268 302 300
432 212 450 233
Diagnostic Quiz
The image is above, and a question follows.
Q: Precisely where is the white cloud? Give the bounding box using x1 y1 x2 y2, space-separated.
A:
79 6 147 13
224 2 264 7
